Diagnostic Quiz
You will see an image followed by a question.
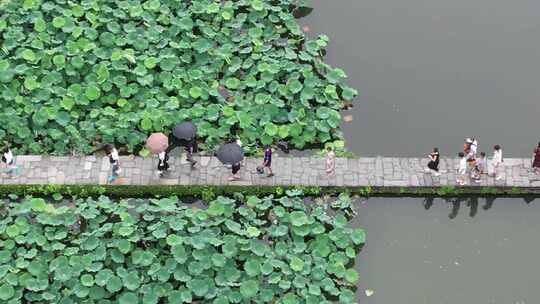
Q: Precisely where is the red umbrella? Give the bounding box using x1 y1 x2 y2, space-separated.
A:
146 133 168 154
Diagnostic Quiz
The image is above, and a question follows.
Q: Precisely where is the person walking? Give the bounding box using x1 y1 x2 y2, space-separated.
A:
1 145 19 178
456 152 467 186
157 151 169 178
532 142 540 174
471 151 487 182
491 145 503 181
261 145 274 177
426 147 440 176
325 146 336 177
228 162 241 181
185 137 197 168
104 144 121 183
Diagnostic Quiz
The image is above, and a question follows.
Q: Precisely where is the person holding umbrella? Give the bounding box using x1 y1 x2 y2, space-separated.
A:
169 121 197 168
216 142 244 181
146 133 169 178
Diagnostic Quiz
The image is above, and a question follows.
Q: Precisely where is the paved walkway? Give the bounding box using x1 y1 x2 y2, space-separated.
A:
1 154 540 187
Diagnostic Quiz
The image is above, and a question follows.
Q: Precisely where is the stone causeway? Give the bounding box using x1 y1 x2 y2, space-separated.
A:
2 154 540 187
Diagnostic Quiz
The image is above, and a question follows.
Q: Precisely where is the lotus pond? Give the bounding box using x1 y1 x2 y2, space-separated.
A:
0 0 356 155
0 191 365 303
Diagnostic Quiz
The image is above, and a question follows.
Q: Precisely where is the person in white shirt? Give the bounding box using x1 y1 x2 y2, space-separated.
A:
157 151 169 177
456 152 468 185
1 146 18 178
104 144 120 183
492 145 503 181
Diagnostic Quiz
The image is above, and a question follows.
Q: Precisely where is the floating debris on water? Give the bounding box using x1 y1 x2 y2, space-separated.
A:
343 114 353 122
365 289 374 297
302 25 311 33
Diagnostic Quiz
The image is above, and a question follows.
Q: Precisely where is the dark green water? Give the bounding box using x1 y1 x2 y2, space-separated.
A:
303 0 540 156
353 197 540 303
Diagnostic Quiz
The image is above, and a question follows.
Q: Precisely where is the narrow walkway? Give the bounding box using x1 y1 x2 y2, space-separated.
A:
2 155 539 187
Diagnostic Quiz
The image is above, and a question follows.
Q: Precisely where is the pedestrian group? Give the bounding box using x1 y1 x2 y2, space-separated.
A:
426 138 509 186
3 133 540 185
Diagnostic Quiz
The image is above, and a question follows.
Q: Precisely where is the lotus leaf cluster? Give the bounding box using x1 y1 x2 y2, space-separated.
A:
0 191 365 303
0 0 357 154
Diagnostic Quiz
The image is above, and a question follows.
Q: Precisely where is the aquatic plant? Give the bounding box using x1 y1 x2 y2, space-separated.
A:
0 0 357 154
0 192 365 303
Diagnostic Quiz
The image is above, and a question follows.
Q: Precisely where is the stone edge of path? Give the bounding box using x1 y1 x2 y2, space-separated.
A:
1 155 540 192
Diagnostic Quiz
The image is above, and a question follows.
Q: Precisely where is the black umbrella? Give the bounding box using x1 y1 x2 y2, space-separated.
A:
173 121 196 140
216 143 244 165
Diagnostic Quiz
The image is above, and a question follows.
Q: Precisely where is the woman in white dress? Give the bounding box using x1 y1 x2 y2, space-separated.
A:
491 145 503 181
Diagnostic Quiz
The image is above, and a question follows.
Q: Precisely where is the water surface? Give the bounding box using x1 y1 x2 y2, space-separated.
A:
353 197 540 303
303 0 540 156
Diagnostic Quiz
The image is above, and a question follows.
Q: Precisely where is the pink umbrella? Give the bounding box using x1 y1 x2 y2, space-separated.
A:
146 133 168 154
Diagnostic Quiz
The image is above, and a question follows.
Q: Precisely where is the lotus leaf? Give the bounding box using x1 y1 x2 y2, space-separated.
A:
0 192 363 302
240 280 259 298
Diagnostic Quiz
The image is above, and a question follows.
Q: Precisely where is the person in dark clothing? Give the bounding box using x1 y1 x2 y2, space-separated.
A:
262 145 274 177
533 142 540 174
228 162 241 181
427 147 440 176
166 135 197 168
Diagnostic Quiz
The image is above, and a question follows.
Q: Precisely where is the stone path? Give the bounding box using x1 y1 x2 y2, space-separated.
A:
1 154 540 187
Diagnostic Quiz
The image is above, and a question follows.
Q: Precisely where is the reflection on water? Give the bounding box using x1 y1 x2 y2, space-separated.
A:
352 197 540 303
303 0 540 156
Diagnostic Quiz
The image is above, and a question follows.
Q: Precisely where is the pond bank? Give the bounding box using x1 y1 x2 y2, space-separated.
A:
3 155 540 193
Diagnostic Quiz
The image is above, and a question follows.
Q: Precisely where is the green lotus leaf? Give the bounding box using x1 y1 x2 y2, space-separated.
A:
289 211 308 226
287 79 303 94
282 292 299 304
166 234 183 246
240 280 259 298
246 226 260 237
171 244 187 263
189 86 203 98
85 85 101 101
119 292 139 304
188 278 209 297
81 274 94 287
95 269 114 286
225 77 240 89
123 272 140 290
351 228 366 245
290 256 304 272
21 49 36 61
344 268 359 284
0 283 14 301
52 16 66 28
117 239 132 253
338 289 355 304
244 258 261 277
264 123 278 137
34 18 46 32
51 54 66 67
